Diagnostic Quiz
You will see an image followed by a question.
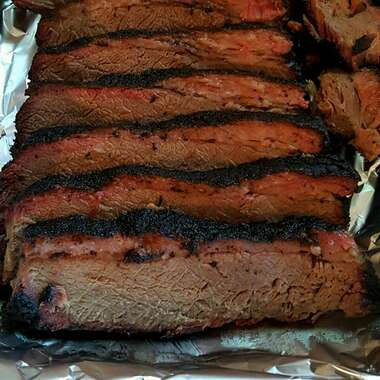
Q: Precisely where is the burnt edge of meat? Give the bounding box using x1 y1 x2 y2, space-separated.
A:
4 285 62 333
22 208 339 248
4 292 42 331
20 111 329 149
30 68 303 89
10 155 358 204
39 23 288 53
4 295 192 337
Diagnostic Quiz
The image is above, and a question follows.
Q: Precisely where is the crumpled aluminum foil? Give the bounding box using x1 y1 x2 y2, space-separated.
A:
1 4 380 379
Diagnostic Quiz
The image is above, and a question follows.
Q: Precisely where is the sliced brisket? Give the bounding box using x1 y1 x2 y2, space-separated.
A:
306 0 380 69
31 28 296 82
15 71 309 141
14 0 287 49
317 69 380 161
5 169 353 226
2 155 358 281
7 211 371 334
2 112 327 205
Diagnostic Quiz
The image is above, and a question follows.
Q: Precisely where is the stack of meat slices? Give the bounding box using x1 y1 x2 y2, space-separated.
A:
305 0 380 161
2 0 378 335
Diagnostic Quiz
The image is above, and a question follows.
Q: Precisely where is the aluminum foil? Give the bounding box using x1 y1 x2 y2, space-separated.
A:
1 3 380 379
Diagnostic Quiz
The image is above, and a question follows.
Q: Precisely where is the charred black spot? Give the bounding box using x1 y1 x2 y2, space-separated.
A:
352 35 375 55
40 284 55 304
123 249 163 264
5 292 40 329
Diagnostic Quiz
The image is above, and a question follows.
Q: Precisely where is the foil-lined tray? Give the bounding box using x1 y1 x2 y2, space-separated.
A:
1 4 380 379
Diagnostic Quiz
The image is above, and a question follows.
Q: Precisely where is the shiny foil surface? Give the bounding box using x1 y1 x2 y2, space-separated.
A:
1 4 380 380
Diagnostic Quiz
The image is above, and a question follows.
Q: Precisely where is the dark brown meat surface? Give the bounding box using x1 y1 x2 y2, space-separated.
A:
31 28 295 82
6 170 353 225
3 166 355 282
7 211 369 334
306 0 380 69
1 112 326 205
317 69 380 161
15 73 309 141
13 0 287 49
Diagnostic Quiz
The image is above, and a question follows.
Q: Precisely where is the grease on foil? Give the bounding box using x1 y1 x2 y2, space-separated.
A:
1 4 380 380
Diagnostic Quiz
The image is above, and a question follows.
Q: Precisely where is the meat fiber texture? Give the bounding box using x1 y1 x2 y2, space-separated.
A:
2 155 358 282
6 210 373 335
1 112 328 206
15 71 309 143
13 0 287 49
5 0 372 337
30 28 296 81
306 0 380 69
317 69 380 161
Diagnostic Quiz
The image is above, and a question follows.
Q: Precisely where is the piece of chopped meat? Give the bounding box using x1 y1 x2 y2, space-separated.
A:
306 0 380 69
317 68 380 160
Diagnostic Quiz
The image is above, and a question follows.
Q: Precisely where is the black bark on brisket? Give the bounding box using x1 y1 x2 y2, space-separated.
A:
11 155 358 204
23 210 337 245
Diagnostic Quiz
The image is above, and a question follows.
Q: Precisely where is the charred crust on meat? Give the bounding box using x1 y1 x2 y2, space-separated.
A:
30 68 303 89
22 210 339 248
40 24 288 53
95 68 302 88
11 155 358 204
20 111 329 149
4 291 41 330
